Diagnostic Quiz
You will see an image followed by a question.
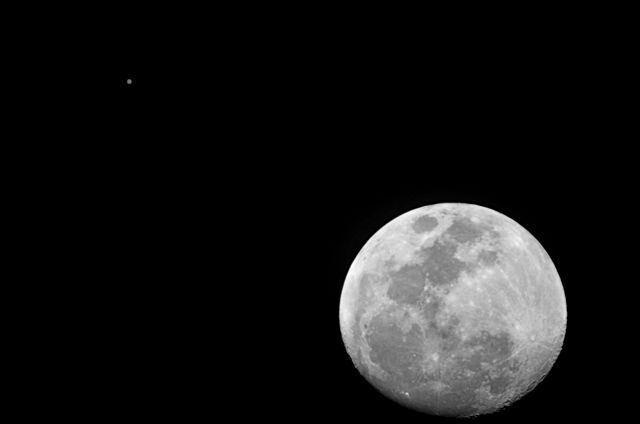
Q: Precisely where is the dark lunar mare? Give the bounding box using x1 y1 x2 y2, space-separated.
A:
364 310 426 388
412 215 439 233
387 216 499 307
431 329 519 416
420 240 466 287
386 264 426 305
445 216 497 244
386 238 467 308
362 303 521 417
477 249 499 266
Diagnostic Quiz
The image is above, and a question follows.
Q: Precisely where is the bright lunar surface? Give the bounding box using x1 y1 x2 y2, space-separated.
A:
339 203 566 417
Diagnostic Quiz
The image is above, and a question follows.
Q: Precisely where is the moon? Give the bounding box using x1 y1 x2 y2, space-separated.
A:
339 203 567 417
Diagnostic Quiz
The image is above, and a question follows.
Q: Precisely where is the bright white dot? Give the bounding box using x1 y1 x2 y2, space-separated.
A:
127 79 132 85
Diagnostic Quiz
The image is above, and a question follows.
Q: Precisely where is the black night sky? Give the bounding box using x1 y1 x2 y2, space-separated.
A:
25 4 633 421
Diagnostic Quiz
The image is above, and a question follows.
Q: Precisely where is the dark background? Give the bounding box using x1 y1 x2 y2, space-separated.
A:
11 4 634 420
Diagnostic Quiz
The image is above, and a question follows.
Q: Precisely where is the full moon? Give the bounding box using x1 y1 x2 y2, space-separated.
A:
339 203 566 417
